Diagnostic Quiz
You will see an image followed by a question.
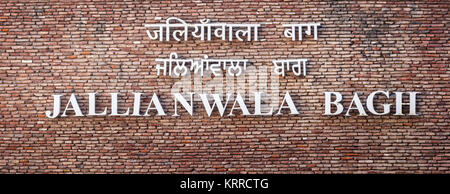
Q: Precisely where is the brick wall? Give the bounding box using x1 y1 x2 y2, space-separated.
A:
0 0 448 173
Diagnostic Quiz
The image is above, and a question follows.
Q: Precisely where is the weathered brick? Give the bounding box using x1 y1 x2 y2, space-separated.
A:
0 0 448 174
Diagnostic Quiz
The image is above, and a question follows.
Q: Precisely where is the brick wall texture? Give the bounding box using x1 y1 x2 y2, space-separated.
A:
0 0 449 174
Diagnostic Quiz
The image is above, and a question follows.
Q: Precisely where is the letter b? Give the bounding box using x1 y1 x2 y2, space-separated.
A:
324 92 344 115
